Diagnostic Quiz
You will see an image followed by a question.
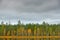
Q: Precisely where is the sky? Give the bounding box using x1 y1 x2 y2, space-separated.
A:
0 0 60 24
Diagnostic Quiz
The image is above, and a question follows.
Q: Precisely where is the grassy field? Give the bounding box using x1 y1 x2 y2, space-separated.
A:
0 36 60 38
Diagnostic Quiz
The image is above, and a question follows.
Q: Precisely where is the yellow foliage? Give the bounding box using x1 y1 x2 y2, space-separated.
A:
4 29 6 36
28 29 31 33
7 31 10 36
34 30 36 35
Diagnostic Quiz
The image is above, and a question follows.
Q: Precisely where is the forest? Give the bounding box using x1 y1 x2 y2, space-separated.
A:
0 20 60 40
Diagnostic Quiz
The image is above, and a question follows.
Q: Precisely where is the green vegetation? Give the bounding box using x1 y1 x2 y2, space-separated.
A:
0 20 60 36
0 20 60 40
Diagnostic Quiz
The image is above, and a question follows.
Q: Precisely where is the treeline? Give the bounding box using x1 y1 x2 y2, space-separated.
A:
0 20 60 36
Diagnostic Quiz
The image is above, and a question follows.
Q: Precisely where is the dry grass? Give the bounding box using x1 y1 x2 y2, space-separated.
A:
0 36 60 38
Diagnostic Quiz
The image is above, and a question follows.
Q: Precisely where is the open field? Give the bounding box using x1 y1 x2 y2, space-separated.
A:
0 36 60 38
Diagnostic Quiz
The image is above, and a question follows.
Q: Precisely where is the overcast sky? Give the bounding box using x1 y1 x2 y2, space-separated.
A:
0 0 60 24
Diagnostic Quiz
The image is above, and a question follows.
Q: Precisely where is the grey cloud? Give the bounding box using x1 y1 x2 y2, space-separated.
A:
0 0 60 24
0 0 59 13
